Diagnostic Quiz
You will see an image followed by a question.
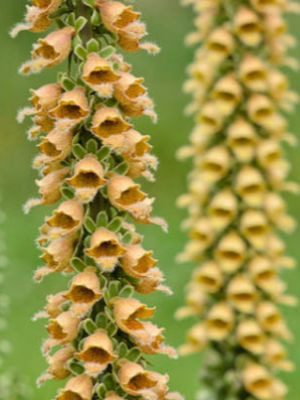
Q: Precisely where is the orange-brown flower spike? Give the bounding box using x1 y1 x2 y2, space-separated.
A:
178 1 299 399
14 1 181 399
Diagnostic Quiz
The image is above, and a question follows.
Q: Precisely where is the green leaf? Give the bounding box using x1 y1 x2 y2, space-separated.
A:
96 211 109 227
87 38 100 53
97 146 110 161
126 348 141 362
113 161 129 175
95 383 106 399
74 44 88 61
61 76 76 91
75 16 88 32
86 138 98 153
108 281 121 298
83 318 97 335
119 285 134 298
96 313 107 329
91 9 101 26
61 186 74 200
66 12 76 26
107 217 122 232
73 143 87 159
71 257 86 273
82 0 95 7
117 342 128 358
122 232 133 245
68 360 85 375
99 45 116 59
84 216 96 234
103 373 115 391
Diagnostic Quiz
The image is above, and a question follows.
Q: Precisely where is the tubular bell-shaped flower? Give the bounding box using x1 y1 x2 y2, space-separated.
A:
14 1 181 399
178 1 299 399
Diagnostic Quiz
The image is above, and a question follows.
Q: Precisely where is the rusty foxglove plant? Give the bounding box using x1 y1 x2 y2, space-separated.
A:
13 1 182 399
177 0 299 399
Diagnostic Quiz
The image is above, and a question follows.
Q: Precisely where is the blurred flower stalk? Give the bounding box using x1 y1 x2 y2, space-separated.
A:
0 196 30 400
177 0 299 399
13 0 181 399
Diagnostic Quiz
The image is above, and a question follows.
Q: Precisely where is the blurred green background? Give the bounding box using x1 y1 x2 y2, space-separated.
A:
1 1 300 399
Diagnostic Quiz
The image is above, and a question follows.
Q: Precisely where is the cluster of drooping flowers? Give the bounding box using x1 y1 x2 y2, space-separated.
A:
0 195 30 400
14 1 181 399
177 0 299 399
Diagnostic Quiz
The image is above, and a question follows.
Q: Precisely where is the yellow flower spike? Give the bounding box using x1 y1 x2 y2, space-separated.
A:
234 6 262 47
208 189 237 231
117 361 169 400
91 106 132 139
235 165 266 207
86 228 125 271
227 275 258 314
205 302 234 342
67 155 107 203
76 330 117 376
236 319 266 355
227 118 257 163
242 363 274 400
214 231 246 273
179 323 208 356
192 261 223 294
20 26 75 75
240 210 270 250
256 301 292 340
82 53 120 98
211 74 242 116
197 145 231 183
56 374 93 400
179 3 297 397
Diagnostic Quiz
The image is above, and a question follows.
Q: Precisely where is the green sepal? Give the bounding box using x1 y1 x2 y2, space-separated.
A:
71 257 86 273
83 318 97 335
100 185 108 199
110 207 118 219
102 373 115 391
61 185 75 200
73 34 83 47
82 0 95 8
106 321 118 337
95 383 106 399
86 138 98 153
66 12 76 26
119 284 134 298
84 216 96 234
99 273 108 288
108 281 122 298
75 16 88 32
126 347 142 362
74 44 88 61
95 312 107 329
117 342 128 358
122 232 133 245
67 359 85 375
97 146 111 161
87 38 100 53
99 45 116 59
84 235 91 248
107 217 122 232
113 161 129 175
60 75 76 91
96 211 109 227
91 9 101 26
73 143 87 159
